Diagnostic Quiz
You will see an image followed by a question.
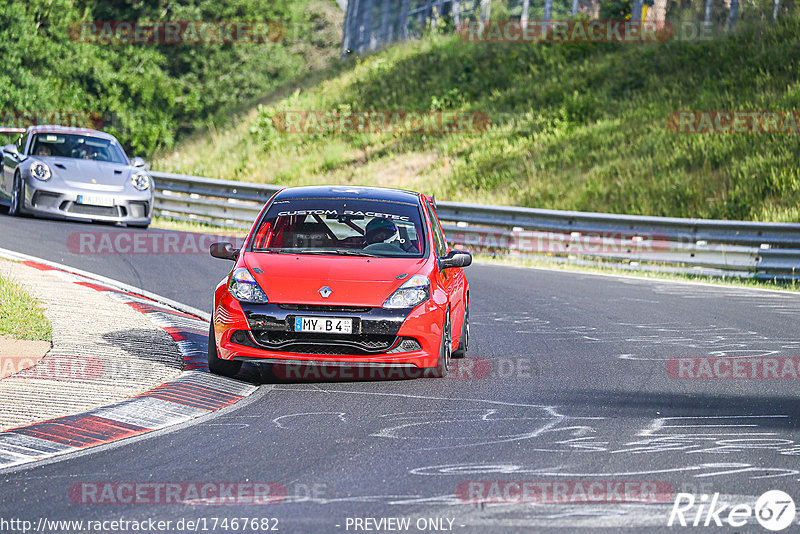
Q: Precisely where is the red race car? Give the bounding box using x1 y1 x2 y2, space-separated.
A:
208 186 471 379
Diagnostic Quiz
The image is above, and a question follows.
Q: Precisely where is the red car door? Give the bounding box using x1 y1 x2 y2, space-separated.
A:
425 200 466 345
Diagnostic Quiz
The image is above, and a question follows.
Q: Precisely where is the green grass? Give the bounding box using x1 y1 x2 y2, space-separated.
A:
155 16 800 222
151 216 246 237
0 274 52 342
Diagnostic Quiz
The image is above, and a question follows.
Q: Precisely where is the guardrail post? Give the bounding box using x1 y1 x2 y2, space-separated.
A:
543 0 553 23
521 0 530 28
631 0 644 24
480 0 490 21
728 0 739 29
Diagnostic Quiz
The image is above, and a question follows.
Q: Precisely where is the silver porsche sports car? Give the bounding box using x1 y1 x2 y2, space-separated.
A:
0 125 152 227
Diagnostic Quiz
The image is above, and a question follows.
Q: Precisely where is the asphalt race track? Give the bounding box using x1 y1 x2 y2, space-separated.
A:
1 215 799 533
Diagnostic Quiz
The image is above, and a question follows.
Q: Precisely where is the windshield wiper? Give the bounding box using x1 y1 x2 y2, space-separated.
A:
261 248 379 257
330 249 380 257
274 249 330 255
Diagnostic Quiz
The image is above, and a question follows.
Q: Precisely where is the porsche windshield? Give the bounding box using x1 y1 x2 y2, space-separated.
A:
251 198 427 258
29 133 128 164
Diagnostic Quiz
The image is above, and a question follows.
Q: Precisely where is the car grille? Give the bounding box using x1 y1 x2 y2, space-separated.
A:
129 201 148 218
250 331 399 355
32 192 61 209
278 304 372 313
65 203 120 217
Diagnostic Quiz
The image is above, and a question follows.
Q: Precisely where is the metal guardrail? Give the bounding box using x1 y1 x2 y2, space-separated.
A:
150 171 800 281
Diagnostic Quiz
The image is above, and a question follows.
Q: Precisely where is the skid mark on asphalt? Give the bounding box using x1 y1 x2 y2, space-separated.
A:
472 310 800 362
268 387 800 486
270 388 583 450
273 412 348 429
409 462 800 480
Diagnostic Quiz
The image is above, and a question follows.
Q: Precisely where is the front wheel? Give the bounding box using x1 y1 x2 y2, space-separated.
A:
425 310 451 378
208 321 242 377
453 302 469 358
8 172 22 216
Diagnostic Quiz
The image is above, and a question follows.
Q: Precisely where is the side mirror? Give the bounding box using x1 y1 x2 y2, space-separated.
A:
132 156 148 169
2 144 19 157
210 242 239 261
439 250 472 270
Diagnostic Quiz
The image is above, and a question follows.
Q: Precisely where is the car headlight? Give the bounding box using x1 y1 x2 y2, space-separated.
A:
228 268 269 303
131 171 150 191
30 161 51 181
383 275 430 309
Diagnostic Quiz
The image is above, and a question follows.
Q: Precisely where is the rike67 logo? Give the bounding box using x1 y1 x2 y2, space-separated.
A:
668 490 796 531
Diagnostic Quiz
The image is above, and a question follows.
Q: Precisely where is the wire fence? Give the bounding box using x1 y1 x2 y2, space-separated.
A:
341 0 796 55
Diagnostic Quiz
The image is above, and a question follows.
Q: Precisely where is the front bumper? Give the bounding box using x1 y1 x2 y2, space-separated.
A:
21 178 152 225
213 292 445 369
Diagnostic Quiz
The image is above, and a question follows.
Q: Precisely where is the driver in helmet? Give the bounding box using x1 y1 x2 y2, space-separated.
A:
35 144 53 157
364 218 398 245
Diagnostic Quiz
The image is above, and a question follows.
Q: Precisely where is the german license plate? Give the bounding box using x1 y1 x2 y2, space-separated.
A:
77 194 115 207
294 316 352 334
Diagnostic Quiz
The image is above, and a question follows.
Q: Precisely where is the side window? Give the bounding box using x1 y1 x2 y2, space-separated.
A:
425 202 447 257
17 133 28 154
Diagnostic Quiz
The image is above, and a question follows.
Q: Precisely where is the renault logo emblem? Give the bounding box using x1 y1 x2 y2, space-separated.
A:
319 286 332 298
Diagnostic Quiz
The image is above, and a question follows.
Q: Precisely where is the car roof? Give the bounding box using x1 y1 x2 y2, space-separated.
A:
273 185 423 204
26 125 118 142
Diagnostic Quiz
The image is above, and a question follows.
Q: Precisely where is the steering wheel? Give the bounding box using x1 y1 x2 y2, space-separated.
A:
363 242 405 254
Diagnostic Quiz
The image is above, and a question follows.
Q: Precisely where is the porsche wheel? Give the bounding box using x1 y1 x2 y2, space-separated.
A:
425 310 451 378
9 171 22 216
208 321 242 377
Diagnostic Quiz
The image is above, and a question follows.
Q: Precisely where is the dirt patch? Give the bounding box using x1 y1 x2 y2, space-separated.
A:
336 151 439 189
0 335 51 379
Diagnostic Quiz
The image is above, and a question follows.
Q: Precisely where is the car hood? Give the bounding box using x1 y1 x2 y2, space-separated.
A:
242 253 429 307
46 158 132 185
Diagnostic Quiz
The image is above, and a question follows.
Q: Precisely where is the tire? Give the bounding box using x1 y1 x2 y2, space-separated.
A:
453 301 469 358
128 223 150 229
8 172 22 216
208 321 242 377
425 310 451 378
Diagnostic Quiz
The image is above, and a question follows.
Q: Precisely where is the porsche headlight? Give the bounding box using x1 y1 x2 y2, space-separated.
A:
228 268 268 303
131 171 150 191
30 161 52 181
383 275 430 309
